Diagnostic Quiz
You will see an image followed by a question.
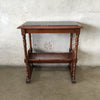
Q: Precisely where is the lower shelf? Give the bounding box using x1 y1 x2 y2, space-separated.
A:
28 53 73 63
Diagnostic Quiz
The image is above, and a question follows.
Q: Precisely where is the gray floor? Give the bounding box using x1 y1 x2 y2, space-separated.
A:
0 66 100 100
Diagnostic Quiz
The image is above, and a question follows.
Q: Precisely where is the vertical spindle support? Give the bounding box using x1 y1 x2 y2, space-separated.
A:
21 29 31 83
29 33 32 52
72 29 80 83
69 33 73 52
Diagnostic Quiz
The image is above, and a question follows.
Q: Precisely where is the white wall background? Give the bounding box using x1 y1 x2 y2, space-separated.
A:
0 0 100 67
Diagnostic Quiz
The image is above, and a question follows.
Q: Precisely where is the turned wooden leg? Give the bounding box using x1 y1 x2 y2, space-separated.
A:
21 29 31 83
71 62 76 83
69 33 73 69
28 33 34 82
29 33 32 52
26 63 31 83
29 63 34 79
26 63 35 83
71 30 80 83
69 62 76 83
69 33 73 52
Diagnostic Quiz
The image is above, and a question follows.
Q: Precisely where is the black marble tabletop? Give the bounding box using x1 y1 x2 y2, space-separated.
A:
23 21 79 26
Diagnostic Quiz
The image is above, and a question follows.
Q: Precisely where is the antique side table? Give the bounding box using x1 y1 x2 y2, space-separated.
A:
17 21 82 83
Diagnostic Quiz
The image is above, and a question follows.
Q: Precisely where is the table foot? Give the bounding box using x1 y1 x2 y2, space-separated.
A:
26 78 31 83
72 78 76 83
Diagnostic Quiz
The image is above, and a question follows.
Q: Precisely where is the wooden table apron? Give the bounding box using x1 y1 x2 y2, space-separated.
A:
18 22 82 83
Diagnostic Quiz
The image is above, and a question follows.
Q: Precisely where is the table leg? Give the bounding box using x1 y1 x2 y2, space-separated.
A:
29 33 32 52
26 64 31 83
22 30 31 83
28 33 34 79
71 31 80 83
69 33 73 70
69 33 73 52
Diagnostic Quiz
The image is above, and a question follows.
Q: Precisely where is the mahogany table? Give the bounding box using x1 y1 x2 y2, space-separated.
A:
17 21 82 83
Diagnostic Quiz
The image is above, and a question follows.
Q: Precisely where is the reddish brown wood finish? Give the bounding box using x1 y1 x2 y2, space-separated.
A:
25 29 76 34
69 33 73 52
28 53 73 63
18 21 82 83
21 29 31 83
28 33 32 52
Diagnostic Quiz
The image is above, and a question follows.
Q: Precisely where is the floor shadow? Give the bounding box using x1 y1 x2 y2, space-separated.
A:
31 65 69 82
34 65 69 71
33 48 46 53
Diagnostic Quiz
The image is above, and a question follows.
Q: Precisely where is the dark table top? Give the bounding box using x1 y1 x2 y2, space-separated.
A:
23 21 79 26
17 21 83 29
